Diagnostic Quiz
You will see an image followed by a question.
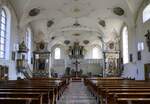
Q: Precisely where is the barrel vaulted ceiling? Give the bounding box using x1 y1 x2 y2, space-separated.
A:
9 0 144 46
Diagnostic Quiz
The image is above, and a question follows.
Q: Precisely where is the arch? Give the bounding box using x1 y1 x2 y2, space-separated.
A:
143 3 150 23
122 26 129 64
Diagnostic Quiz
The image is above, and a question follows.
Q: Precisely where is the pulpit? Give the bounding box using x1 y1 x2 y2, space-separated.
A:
16 41 29 79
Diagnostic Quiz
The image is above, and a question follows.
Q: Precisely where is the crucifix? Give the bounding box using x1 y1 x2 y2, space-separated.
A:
73 59 80 77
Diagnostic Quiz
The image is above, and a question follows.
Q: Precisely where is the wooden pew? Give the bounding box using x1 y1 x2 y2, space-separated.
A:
111 92 150 104
0 92 45 104
85 77 150 104
103 88 150 104
0 81 55 104
0 78 67 104
29 78 68 100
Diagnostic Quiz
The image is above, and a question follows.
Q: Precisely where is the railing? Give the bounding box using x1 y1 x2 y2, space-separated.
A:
53 59 65 66
53 59 104 66
83 59 104 64
20 62 33 79
25 63 33 78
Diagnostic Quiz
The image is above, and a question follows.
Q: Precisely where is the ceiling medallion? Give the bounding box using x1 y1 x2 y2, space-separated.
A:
51 36 55 40
98 36 102 40
74 8 80 13
29 8 40 16
64 40 70 45
98 20 106 27
113 7 124 16
109 42 114 49
73 22 80 27
73 33 80 36
47 20 54 28
59 1 93 18
83 40 89 45
73 19 81 27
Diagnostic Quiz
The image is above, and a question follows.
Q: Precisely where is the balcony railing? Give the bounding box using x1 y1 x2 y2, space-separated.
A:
53 59 104 66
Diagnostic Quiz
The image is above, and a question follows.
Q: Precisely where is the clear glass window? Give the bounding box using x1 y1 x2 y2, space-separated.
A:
54 48 61 59
122 26 129 64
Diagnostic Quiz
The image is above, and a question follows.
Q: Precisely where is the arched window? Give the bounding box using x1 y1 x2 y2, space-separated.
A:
143 4 150 23
92 47 100 59
0 8 9 59
122 26 129 64
25 28 31 63
54 47 61 59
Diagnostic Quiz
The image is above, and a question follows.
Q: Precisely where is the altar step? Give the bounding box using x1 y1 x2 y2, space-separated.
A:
70 77 83 82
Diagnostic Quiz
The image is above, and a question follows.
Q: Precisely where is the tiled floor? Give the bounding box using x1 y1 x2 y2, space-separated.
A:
57 82 97 104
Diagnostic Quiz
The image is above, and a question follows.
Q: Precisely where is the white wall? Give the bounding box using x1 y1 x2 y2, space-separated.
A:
50 44 103 76
0 0 34 80
0 0 19 80
133 1 150 80
80 64 102 75
122 0 150 80
52 64 102 76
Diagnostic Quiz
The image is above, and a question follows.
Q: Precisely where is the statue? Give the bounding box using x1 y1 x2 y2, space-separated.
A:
18 41 28 52
145 30 150 52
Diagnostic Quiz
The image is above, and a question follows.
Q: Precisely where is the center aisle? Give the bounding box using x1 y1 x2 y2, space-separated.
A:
57 82 97 104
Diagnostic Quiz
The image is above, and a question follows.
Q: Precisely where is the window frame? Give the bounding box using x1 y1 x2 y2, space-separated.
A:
0 8 7 59
143 4 150 23
122 26 129 64
54 47 61 60
92 46 100 59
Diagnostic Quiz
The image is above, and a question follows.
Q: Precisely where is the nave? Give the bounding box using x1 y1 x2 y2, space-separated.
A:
57 82 97 104
1 0 150 104
0 77 150 104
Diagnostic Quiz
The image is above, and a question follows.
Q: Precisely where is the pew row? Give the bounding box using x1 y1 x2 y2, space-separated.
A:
85 77 150 104
0 78 68 104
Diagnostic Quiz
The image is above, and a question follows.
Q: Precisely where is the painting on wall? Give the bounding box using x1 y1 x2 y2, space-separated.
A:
129 54 133 62
137 51 141 60
11 51 16 61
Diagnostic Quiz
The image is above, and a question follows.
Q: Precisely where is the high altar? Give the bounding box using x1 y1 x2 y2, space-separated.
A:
67 42 85 77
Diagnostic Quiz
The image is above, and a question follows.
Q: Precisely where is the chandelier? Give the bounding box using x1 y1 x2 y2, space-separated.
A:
68 42 85 59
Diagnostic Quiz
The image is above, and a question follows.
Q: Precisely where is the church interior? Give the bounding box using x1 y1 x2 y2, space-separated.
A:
0 0 150 104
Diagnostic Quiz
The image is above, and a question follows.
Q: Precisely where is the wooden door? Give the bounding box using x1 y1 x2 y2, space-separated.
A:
144 64 150 80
